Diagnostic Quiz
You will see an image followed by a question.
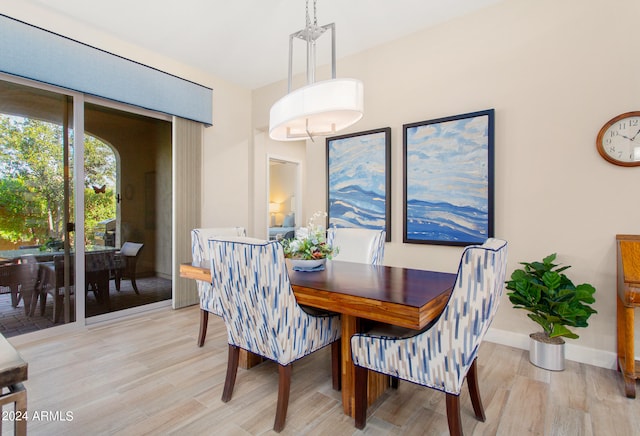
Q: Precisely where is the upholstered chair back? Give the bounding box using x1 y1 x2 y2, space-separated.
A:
191 227 246 316
208 237 341 365
119 241 143 257
191 227 246 266
351 238 508 395
326 228 385 265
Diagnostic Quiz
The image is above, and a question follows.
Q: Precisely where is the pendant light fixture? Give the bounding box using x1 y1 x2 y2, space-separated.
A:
269 0 364 141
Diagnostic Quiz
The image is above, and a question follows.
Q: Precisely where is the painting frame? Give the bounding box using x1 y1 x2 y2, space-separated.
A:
326 127 391 242
403 109 494 246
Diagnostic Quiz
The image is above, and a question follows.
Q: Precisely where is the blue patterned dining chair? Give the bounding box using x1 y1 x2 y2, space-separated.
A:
326 228 385 265
351 238 508 435
191 227 246 346
208 237 342 433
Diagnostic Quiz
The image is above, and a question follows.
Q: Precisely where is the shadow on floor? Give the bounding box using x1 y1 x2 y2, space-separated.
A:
0 276 172 338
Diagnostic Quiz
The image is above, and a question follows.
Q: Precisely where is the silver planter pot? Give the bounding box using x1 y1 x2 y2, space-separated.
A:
529 332 565 371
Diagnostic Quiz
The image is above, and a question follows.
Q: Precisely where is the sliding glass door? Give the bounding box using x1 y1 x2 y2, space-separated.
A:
0 75 173 337
83 102 172 319
0 79 77 330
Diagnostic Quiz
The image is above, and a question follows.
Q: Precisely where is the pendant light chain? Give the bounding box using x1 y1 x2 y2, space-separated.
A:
305 0 319 31
313 0 318 27
305 0 310 29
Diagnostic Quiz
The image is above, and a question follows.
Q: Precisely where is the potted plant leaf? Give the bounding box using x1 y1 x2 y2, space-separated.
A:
505 253 597 371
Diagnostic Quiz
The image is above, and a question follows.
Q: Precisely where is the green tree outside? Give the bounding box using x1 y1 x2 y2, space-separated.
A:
0 115 116 249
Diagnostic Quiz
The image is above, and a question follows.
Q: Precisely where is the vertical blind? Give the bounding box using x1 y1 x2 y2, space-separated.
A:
0 14 213 126
172 117 202 308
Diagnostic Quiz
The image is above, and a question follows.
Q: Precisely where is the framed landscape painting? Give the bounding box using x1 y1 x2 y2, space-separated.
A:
403 109 494 246
326 127 391 241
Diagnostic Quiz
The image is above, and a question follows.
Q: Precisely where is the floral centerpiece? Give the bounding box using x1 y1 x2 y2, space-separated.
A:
281 211 337 265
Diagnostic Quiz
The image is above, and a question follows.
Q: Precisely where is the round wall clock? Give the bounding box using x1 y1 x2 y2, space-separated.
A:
596 111 640 167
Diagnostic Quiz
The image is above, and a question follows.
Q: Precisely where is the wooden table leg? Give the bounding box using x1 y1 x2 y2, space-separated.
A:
239 349 263 369
340 314 389 417
341 314 357 416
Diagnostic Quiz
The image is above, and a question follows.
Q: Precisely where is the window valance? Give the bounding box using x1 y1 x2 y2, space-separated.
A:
0 14 213 126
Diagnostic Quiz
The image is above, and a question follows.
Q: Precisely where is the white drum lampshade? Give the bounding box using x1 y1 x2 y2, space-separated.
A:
269 78 363 141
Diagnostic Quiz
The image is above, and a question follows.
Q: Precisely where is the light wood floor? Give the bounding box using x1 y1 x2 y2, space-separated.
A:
9 305 640 435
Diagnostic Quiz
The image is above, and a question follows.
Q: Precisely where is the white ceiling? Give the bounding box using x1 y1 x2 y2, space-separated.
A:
21 0 503 89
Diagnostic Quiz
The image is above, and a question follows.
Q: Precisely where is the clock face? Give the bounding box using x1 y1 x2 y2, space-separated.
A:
597 112 640 166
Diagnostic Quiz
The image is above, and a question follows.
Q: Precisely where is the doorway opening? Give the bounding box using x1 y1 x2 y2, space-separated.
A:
267 158 301 241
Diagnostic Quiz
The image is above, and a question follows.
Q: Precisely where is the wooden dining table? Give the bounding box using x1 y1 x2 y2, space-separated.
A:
180 259 456 417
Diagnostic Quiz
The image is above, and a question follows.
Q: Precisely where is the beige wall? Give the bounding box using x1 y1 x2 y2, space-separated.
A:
200 80 252 232
252 0 640 367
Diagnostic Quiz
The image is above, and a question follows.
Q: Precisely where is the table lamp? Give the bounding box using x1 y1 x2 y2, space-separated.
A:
269 202 280 226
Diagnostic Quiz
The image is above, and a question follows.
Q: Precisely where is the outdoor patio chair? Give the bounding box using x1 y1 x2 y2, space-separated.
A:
0 263 40 316
86 251 116 310
114 242 144 294
39 254 75 323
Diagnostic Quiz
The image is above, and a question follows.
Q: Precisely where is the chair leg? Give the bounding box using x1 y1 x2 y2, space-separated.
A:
10 285 19 308
331 340 341 390
53 294 63 324
131 275 139 294
466 358 486 421
21 288 32 316
391 376 399 389
222 345 240 402
445 393 463 436
28 290 40 317
39 292 47 316
274 364 292 433
354 365 368 430
198 309 209 347
102 278 111 311
115 274 121 291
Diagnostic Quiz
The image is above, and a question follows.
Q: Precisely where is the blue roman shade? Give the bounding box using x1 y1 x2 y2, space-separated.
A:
0 14 213 126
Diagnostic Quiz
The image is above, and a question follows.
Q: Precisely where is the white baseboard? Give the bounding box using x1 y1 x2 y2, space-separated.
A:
485 327 618 370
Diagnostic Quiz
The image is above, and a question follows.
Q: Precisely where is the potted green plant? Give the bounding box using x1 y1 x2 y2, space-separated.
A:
505 253 597 371
281 211 338 271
